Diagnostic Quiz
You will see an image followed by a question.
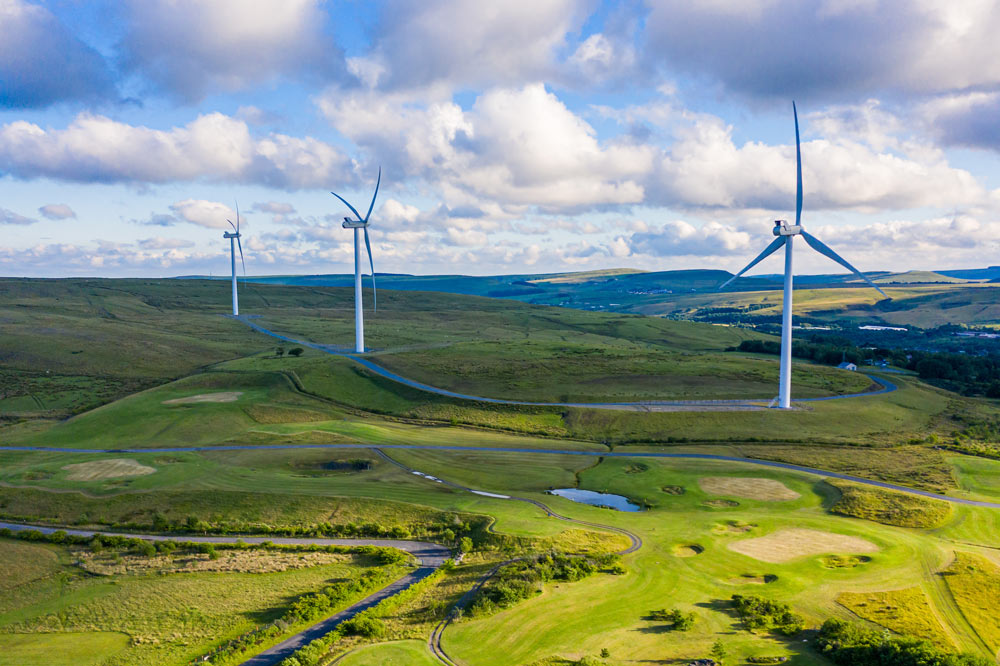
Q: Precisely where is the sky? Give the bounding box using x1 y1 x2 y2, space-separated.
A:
3 0 1000 278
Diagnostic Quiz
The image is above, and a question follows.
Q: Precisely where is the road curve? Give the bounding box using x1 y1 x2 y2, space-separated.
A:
234 317 897 410
0 521 449 666
7 443 1000 508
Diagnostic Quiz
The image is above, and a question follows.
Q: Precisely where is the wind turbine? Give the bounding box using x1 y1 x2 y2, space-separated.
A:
331 168 380 353
223 202 245 316
719 103 887 409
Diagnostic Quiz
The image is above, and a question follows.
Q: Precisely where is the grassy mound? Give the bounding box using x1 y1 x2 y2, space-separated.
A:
829 481 952 528
943 552 1000 654
837 587 954 648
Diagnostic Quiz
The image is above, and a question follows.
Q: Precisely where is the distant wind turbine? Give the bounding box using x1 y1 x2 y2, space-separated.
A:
719 103 887 409
331 168 380 353
224 202 245 316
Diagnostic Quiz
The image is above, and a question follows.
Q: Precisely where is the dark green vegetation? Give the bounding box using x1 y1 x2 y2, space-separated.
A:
815 619 991 666
731 594 804 635
829 481 953 528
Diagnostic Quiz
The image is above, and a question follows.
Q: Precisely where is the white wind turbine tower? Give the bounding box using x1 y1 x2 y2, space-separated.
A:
223 202 245 316
719 103 887 409
331 168 380 353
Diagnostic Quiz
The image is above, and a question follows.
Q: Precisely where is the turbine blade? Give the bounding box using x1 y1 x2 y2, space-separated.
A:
236 236 246 276
364 167 381 223
793 101 803 227
363 226 376 311
718 236 787 290
235 200 240 232
227 219 237 232
330 191 364 222
801 231 887 297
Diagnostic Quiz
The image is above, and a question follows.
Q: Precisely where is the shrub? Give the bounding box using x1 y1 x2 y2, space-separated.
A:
732 595 803 635
341 615 385 638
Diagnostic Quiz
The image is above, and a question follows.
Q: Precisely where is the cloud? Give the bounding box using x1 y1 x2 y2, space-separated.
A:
38 203 76 220
169 199 237 230
366 0 587 91
0 0 116 108
138 237 196 250
136 213 178 227
0 207 37 225
119 0 344 102
0 112 352 188
643 1 1000 100
649 112 983 212
321 83 652 211
628 220 752 257
253 201 296 215
922 92 1000 152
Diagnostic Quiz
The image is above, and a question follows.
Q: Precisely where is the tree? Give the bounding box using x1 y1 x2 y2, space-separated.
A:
275 347 285 357
711 640 727 665
288 347 304 357
459 536 473 553
600 648 611 658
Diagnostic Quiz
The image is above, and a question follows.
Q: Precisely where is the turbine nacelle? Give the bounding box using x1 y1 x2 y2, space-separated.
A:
223 230 241 238
342 219 369 229
773 220 802 237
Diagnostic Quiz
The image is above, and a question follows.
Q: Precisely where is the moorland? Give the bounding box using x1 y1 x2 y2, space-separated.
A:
2 276 1000 666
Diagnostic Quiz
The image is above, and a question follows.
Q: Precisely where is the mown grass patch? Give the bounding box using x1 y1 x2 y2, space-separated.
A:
334 640 440 666
837 587 954 648
0 540 62 591
943 552 1000 654
0 631 130 666
829 481 953 528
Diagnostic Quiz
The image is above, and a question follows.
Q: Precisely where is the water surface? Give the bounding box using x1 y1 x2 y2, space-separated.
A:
549 488 641 512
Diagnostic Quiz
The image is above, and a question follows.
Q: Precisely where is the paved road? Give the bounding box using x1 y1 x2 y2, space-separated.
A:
235 317 898 410
0 521 450 666
7 442 1000 508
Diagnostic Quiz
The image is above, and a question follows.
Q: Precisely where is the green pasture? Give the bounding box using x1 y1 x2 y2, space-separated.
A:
4 445 1000 663
0 538 390 666
334 639 440 665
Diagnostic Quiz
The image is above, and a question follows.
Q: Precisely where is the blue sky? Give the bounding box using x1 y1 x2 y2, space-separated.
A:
3 0 1000 278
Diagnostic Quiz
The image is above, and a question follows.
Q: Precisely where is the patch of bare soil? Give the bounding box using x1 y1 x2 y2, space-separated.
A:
62 458 156 481
728 528 879 563
699 476 801 501
162 391 243 404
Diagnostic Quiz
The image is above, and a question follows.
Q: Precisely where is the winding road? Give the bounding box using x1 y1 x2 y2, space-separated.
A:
234 317 898 411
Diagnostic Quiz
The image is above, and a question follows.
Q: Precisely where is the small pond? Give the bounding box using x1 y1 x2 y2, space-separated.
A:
548 488 642 512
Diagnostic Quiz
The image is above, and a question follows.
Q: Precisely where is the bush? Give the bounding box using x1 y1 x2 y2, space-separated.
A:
341 614 385 638
732 595 803 635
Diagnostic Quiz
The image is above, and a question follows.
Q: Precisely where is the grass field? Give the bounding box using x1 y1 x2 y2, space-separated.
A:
0 538 397 666
4 277 1000 665
837 587 954 648
943 552 1000 657
334 639 440 665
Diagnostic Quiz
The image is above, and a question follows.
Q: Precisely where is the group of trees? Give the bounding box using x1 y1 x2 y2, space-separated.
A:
143 511 484 545
469 552 618 617
731 594 804 636
649 607 695 630
735 334 1000 398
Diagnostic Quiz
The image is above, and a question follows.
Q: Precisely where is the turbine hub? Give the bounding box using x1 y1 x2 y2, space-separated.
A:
223 231 240 238
342 219 368 229
773 220 802 236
